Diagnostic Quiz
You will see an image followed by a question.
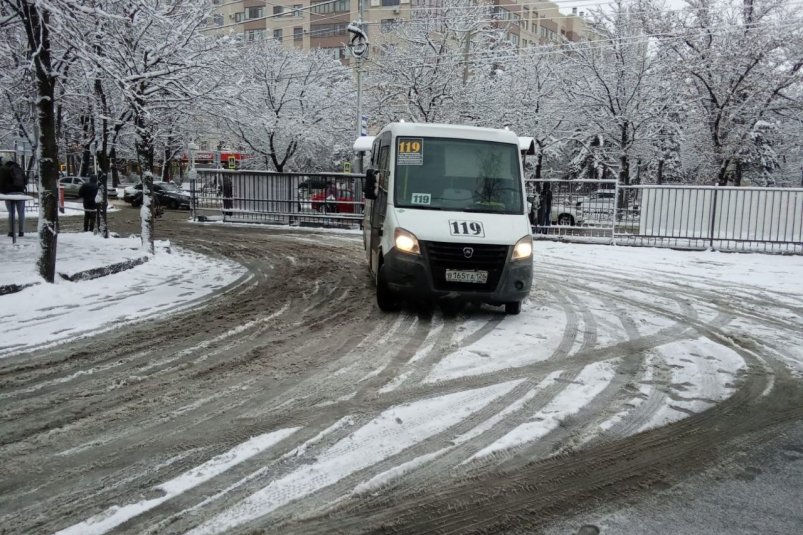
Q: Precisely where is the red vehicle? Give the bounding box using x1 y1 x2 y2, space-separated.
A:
310 189 362 214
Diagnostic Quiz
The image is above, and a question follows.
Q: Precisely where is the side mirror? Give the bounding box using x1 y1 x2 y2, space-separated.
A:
363 168 377 200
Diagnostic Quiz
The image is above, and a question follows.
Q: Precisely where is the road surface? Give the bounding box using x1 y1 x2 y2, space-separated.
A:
1 206 801 534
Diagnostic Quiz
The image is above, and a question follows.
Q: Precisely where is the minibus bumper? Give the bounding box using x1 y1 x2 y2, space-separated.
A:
382 248 532 304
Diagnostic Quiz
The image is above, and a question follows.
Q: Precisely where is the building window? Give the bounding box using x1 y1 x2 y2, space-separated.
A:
294 26 303 40
311 0 350 15
323 47 346 60
273 6 283 16
310 23 348 37
509 33 519 46
381 0 400 6
380 18 396 33
293 4 303 16
274 28 283 40
245 29 265 42
234 12 243 22
246 6 263 19
212 13 224 26
493 7 520 26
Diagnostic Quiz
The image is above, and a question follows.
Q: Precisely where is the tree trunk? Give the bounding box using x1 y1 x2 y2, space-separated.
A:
141 172 155 254
657 159 664 185
717 160 730 186
534 152 543 180
25 3 60 283
111 147 119 187
79 147 91 177
619 123 630 186
734 159 742 187
135 109 155 253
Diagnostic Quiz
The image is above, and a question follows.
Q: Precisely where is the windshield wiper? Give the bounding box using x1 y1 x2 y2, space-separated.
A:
399 205 445 211
461 207 507 214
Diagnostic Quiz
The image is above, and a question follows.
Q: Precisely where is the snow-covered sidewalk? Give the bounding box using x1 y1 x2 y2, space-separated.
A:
0 233 247 357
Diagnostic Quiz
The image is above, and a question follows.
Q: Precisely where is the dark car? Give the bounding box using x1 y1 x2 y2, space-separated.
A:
129 182 190 209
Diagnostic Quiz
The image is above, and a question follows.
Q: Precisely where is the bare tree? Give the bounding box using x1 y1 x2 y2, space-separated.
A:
213 40 352 172
1 0 64 281
657 0 802 184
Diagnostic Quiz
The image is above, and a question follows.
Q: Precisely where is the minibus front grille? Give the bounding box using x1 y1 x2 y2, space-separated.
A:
423 241 509 292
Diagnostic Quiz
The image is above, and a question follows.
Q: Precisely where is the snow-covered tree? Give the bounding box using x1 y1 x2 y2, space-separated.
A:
656 0 803 185
561 0 668 186
365 0 504 124
1 0 69 281
213 39 352 172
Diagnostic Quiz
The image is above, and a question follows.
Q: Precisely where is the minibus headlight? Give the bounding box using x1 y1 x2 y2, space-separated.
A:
511 235 533 261
394 228 421 255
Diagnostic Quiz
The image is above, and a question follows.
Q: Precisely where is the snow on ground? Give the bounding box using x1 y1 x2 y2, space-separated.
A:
470 360 618 460
637 338 746 433
188 380 522 535
425 303 567 383
0 233 246 356
56 427 300 535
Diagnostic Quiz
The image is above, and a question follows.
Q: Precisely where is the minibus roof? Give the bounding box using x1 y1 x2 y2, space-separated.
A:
380 122 520 145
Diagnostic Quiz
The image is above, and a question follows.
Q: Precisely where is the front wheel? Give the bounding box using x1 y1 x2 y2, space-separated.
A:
169 199 179 210
376 264 400 312
505 301 522 315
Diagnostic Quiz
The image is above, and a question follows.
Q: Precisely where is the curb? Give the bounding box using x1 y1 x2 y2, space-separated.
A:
0 281 41 296
58 256 150 282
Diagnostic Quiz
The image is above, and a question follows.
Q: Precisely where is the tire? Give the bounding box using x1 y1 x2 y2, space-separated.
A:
169 199 179 210
505 301 522 315
557 214 575 226
376 264 400 312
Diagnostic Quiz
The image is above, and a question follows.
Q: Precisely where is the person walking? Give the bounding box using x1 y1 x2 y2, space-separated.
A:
537 182 552 233
78 175 100 232
0 160 28 238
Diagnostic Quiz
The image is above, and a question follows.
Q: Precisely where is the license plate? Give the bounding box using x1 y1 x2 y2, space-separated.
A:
445 269 488 284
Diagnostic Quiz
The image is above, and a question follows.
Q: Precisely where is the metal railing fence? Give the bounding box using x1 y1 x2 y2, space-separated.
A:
185 171 801 255
191 169 366 228
527 179 803 254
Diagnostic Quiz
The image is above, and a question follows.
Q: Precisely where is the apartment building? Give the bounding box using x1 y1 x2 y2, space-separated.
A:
205 0 592 61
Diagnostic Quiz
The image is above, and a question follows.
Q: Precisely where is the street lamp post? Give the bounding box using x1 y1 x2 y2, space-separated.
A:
348 7 368 173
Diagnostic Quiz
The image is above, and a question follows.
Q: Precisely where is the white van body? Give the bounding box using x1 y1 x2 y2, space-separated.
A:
362 123 533 314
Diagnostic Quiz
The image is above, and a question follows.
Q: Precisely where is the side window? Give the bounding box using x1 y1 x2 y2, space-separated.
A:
371 140 380 167
372 143 390 224
378 145 389 175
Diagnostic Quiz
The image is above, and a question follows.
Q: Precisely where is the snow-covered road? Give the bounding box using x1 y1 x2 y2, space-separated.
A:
1 209 802 534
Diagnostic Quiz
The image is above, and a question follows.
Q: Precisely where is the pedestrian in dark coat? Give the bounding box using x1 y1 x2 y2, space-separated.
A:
537 182 552 233
0 160 28 237
78 175 100 232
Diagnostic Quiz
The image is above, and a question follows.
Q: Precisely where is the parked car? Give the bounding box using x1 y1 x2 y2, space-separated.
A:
577 190 616 221
58 176 86 198
528 192 584 226
310 189 362 214
122 182 143 204
127 182 190 209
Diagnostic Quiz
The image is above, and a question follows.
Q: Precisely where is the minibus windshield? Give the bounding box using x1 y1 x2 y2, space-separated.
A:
393 137 523 214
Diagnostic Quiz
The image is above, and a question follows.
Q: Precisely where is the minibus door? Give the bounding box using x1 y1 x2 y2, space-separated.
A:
369 137 390 277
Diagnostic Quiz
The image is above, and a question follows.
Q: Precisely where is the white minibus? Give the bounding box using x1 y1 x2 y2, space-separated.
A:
362 123 533 314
